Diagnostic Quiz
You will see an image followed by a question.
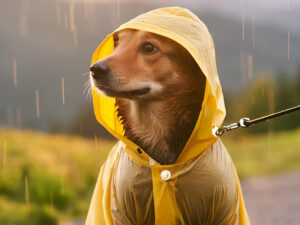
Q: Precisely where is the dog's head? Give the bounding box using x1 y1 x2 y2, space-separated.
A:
90 29 205 100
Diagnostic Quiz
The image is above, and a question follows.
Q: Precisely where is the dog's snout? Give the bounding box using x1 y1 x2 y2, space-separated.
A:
90 62 111 80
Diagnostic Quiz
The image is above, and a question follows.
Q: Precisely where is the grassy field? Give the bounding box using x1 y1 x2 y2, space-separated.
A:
0 128 114 225
223 129 300 178
0 128 300 224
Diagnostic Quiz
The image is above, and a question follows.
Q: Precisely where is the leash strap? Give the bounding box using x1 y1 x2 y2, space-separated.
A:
213 104 300 136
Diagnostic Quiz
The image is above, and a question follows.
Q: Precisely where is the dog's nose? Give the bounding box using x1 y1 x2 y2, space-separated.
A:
90 62 110 80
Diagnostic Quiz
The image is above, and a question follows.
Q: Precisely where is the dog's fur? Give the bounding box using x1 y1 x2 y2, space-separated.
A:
90 29 206 165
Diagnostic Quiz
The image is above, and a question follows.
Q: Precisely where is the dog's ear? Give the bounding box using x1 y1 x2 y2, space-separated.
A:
179 47 204 79
177 44 206 107
165 40 204 80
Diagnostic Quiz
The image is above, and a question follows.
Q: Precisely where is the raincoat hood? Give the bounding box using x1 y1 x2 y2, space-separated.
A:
91 6 225 164
86 7 251 225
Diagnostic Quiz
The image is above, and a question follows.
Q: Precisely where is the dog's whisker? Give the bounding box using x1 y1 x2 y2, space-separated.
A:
83 79 93 99
83 82 89 92
83 88 92 100
84 79 91 87
81 71 90 76
83 83 91 96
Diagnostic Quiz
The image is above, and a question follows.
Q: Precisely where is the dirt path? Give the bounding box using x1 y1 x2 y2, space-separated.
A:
241 171 300 225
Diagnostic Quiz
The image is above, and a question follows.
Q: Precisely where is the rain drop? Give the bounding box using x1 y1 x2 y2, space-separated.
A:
288 31 290 60
64 12 68 30
3 141 7 167
13 58 17 87
84 0 88 21
117 0 120 24
20 13 28 38
251 15 255 48
62 77 65 105
55 2 62 25
25 176 30 204
69 3 78 47
50 192 54 212
247 54 253 80
35 90 40 119
268 90 274 114
242 14 245 40
16 106 22 127
95 134 98 150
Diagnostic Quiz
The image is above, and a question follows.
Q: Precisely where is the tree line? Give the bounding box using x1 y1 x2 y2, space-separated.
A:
224 68 300 134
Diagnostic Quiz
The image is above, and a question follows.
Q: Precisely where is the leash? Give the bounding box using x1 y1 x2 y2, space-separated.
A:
213 104 300 136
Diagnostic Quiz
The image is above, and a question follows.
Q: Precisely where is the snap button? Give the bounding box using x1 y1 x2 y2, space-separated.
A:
160 170 171 181
149 158 155 166
137 148 142 154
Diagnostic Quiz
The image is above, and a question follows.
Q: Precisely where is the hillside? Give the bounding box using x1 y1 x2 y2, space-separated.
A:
1 0 300 132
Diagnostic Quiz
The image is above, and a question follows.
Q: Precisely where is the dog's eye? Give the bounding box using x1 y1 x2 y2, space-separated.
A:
114 37 119 48
141 43 158 55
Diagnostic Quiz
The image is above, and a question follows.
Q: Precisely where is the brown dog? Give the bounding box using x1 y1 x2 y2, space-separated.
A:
90 29 206 165
86 8 251 225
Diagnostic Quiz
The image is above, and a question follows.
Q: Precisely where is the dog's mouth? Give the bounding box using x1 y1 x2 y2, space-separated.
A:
95 85 150 99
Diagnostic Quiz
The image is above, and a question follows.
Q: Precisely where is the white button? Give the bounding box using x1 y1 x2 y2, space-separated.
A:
160 170 171 181
149 158 155 166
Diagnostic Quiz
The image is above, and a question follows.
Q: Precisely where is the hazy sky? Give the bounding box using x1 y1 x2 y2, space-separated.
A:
61 0 300 25
65 0 300 11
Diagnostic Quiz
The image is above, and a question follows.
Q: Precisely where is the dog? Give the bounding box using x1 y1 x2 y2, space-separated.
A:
90 29 206 165
86 7 250 225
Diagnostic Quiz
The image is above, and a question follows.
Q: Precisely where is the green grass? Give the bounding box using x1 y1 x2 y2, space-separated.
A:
0 127 300 224
222 129 300 179
0 128 113 225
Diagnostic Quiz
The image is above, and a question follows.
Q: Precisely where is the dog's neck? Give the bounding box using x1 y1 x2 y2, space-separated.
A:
117 92 202 165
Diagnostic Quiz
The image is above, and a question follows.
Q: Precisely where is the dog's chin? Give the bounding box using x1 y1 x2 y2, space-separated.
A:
95 85 150 99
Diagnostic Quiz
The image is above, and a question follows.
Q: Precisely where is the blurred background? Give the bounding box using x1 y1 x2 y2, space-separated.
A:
0 0 299 224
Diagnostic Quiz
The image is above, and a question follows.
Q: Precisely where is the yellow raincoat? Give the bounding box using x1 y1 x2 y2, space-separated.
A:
86 7 251 225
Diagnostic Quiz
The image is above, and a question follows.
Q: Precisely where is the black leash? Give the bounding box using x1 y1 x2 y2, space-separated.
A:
213 104 300 136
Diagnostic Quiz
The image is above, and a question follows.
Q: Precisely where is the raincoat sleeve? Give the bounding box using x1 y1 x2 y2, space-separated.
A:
85 141 122 225
208 173 239 225
209 141 250 225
